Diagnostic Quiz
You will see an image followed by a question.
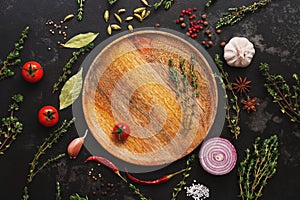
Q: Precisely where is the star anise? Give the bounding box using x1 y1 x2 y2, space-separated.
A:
232 76 251 96
241 96 259 113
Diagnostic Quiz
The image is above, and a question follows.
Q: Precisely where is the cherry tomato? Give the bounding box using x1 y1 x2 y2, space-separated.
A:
112 122 130 141
38 106 59 127
22 61 44 83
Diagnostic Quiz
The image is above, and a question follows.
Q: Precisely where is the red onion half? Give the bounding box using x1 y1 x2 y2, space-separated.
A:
199 137 237 175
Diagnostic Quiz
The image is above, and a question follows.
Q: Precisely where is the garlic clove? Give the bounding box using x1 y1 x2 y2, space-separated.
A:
67 129 88 159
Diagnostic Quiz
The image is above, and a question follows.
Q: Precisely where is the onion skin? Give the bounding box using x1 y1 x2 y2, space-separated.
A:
67 130 88 159
199 137 237 175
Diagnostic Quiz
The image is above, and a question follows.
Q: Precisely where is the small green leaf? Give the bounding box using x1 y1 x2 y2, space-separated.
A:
63 32 98 49
59 68 83 110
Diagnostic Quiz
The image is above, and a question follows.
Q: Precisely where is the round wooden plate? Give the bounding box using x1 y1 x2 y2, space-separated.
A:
82 28 221 166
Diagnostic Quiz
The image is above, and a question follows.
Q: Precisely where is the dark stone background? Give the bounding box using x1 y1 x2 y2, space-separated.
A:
0 0 299 199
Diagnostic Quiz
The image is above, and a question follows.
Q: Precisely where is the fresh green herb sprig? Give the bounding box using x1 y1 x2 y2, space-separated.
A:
129 183 152 200
153 0 175 10
216 0 272 29
171 154 195 200
0 26 29 81
214 54 241 139
27 118 75 183
238 135 279 200
22 186 29 200
52 43 94 93
259 63 300 123
169 57 199 134
205 0 216 7
0 94 24 155
189 55 199 94
70 193 89 200
56 181 62 200
76 0 86 21
108 0 118 5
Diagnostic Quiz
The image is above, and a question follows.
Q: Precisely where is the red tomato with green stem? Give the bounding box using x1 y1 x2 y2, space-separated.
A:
112 122 130 141
38 106 59 127
21 61 44 83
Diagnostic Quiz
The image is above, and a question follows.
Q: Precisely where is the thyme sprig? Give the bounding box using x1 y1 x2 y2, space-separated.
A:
52 43 94 93
108 0 118 5
205 0 216 7
171 154 195 200
216 0 272 29
56 181 62 200
153 0 175 10
169 57 199 134
0 94 24 155
22 186 29 200
69 194 89 200
214 54 241 139
238 135 279 200
129 183 152 200
76 0 86 21
0 26 29 81
259 63 300 123
27 118 75 183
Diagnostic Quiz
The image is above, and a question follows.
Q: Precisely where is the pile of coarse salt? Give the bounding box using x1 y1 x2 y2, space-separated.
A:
184 180 210 200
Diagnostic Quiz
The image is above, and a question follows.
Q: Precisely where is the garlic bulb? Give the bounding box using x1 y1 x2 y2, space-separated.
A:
224 37 255 68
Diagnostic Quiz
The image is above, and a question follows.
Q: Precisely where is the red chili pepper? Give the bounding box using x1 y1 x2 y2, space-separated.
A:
85 156 127 182
126 169 186 185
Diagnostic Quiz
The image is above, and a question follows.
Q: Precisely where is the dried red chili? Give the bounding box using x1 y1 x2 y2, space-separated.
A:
85 156 127 182
126 169 186 185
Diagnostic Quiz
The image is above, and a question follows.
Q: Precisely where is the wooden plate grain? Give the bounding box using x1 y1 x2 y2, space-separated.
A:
82 28 219 166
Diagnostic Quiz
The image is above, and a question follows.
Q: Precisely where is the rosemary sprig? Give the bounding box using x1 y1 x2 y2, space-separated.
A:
27 118 75 183
0 26 29 81
52 43 94 93
171 154 195 200
56 181 62 200
153 0 175 10
259 63 300 123
205 0 216 7
214 54 241 139
76 0 86 21
216 0 272 29
22 186 29 200
238 135 279 200
129 183 152 200
0 94 24 155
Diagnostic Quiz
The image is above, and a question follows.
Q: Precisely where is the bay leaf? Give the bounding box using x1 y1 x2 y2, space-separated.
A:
63 14 74 22
63 32 99 49
59 68 83 110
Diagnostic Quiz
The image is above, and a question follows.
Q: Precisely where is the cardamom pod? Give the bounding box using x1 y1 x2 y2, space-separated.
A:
128 24 133 31
111 24 121 30
125 16 134 21
117 8 126 14
134 7 146 13
134 13 143 22
140 0 150 7
104 10 109 22
143 10 151 19
107 24 112 35
114 13 122 23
